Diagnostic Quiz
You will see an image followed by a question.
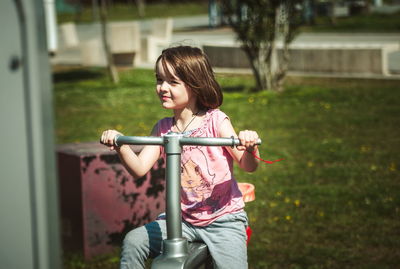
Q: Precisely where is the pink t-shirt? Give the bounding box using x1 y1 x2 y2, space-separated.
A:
156 109 245 226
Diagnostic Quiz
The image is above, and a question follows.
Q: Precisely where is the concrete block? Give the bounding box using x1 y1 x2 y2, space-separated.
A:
203 43 399 76
203 45 250 69
59 22 79 48
57 142 165 259
141 18 173 63
109 22 141 66
80 38 107 67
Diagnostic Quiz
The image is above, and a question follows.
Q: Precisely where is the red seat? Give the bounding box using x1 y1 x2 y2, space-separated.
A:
238 183 255 245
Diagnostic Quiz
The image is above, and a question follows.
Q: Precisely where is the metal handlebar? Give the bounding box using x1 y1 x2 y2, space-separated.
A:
114 135 164 147
114 133 261 148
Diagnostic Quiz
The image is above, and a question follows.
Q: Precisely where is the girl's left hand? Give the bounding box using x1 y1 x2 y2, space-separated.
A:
237 130 259 152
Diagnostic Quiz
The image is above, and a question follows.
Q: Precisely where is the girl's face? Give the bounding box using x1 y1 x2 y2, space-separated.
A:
156 60 195 110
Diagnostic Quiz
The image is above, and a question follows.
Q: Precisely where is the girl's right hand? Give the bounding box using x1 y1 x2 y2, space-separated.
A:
100 129 123 151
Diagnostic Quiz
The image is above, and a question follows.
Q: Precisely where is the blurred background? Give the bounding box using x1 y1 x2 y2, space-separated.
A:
1 0 399 268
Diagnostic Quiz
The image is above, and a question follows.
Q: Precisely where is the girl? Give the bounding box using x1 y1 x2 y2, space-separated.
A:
100 46 260 269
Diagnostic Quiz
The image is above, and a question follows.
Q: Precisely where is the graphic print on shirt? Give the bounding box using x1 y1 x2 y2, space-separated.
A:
181 147 214 203
181 147 231 214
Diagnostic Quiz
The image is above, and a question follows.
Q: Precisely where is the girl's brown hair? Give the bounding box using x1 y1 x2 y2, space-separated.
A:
156 46 223 110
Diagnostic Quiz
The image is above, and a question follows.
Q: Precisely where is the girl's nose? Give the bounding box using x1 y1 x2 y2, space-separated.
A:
159 81 169 91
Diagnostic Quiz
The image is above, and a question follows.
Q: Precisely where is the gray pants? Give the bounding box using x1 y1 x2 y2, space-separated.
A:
120 211 248 269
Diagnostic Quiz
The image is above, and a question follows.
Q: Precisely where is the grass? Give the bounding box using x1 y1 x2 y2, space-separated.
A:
300 11 400 33
57 2 400 33
55 67 400 269
57 2 208 24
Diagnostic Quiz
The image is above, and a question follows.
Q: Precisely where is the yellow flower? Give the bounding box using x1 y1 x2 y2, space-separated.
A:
269 202 277 208
294 200 301 207
383 197 393 203
284 197 291 203
370 165 377 171
318 211 325 217
360 145 371 153
320 102 331 110
307 161 314 168
389 162 397 172
248 97 255 103
276 191 282 197
285 215 292 221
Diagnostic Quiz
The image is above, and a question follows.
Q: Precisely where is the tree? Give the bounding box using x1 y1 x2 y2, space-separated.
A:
220 0 304 91
98 0 119 84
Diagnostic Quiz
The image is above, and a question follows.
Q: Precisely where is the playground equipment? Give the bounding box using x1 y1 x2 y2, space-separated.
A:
1 1 61 268
115 132 260 268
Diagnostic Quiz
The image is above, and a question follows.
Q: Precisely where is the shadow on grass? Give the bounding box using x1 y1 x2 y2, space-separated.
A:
222 85 259 92
53 68 104 83
222 86 246 92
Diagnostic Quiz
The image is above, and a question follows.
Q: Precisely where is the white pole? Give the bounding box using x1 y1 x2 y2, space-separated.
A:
43 0 58 54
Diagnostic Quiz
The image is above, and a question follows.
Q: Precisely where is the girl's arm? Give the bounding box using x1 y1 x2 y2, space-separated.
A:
219 118 260 172
100 125 161 179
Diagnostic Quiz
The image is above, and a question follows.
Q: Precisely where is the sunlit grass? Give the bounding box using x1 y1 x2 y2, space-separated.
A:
55 67 400 269
58 2 400 34
300 11 400 33
57 2 208 24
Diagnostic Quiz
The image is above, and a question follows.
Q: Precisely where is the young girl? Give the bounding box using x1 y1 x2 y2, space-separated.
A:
100 46 260 269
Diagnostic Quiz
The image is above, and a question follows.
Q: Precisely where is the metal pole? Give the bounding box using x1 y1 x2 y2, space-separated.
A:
164 133 183 239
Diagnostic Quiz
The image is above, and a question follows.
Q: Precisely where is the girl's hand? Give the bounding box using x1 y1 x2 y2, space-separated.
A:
237 130 259 153
100 129 123 151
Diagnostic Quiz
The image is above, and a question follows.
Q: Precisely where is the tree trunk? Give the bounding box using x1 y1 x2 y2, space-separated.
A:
273 2 293 92
275 3 291 92
135 0 145 17
99 0 119 84
329 0 337 25
91 0 99 21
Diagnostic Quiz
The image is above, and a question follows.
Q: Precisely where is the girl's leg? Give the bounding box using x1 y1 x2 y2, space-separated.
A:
120 220 167 269
120 216 197 269
198 211 248 269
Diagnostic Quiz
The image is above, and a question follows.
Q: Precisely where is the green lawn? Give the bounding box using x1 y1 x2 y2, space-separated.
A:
57 2 209 24
55 67 400 269
300 11 400 33
57 2 400 33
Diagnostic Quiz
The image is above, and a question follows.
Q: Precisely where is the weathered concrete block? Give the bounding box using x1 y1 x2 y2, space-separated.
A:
59 22 79 49
80 38 107 67
285 43 392 75
203 43 399 76
109 22 141 66
57 142 165 259
203 45 249 69
141 18 173 63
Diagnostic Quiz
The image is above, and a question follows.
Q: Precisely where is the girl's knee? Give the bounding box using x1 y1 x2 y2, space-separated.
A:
123 228 147 250
123 228 146 245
